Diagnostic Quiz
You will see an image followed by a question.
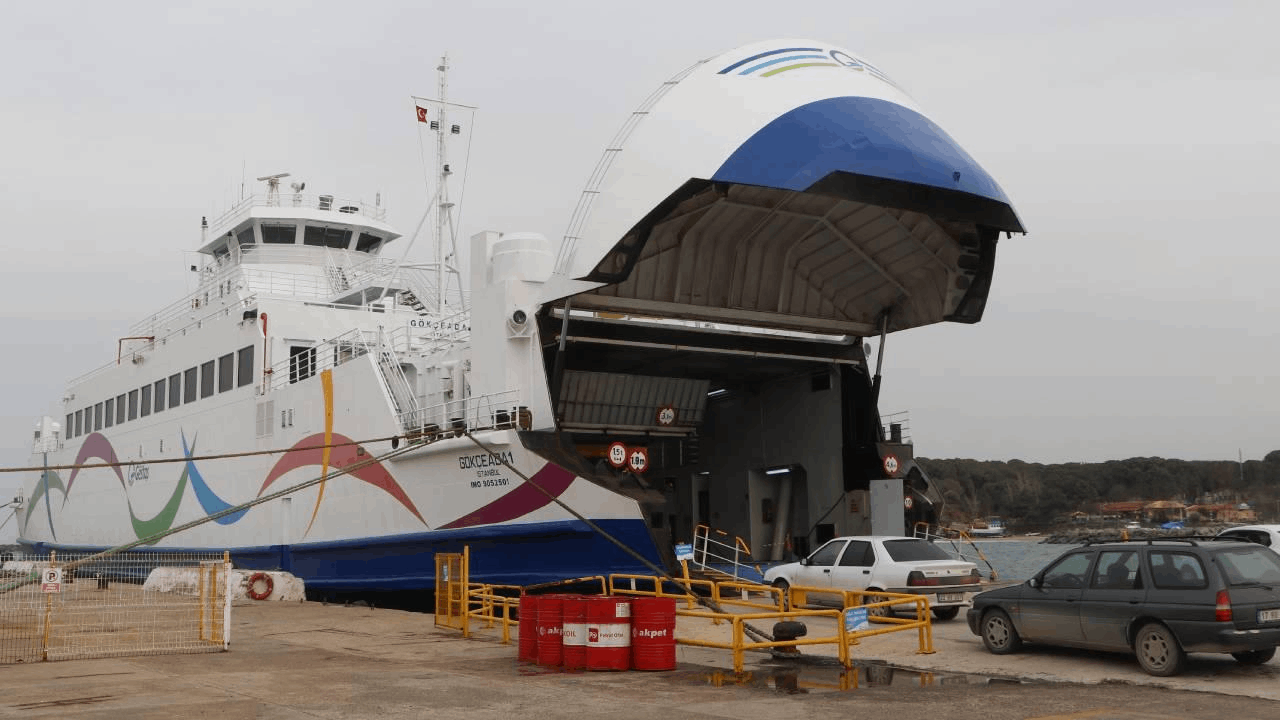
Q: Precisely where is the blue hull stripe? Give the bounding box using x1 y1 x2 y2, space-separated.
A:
22 518 662 592
712 96 1012 206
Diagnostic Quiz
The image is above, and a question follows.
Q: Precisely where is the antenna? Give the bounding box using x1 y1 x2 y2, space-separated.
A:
256 172 290 205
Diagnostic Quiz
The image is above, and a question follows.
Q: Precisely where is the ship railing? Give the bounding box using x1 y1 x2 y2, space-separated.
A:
70 295 260 389
690 524 765 583
880 410 911 444
263 327 381 394
398 388 526 441
208 192 387 234
912 522 1000 581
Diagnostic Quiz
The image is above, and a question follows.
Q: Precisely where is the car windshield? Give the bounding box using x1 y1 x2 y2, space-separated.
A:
1216 547 1280 586
883 539 953 562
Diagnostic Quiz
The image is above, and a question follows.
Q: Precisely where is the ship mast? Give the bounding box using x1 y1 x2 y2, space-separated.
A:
435 55 454 316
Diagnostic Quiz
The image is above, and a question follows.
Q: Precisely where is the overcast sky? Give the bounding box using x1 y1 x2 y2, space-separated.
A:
2 1 1277 534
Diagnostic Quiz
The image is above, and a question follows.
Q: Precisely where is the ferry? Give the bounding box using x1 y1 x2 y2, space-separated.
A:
15 39 1024 592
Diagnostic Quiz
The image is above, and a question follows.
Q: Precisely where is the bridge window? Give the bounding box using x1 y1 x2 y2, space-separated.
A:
104 398 114 428
74 410 82 437
140 385 152 417
115 394 126 424
65 413 74 438
218 353 234 392
236 227 255 247
261 224 296 244
304 225 352 249
154 380 166 413
355 233 383 253
237 345 255 387
94 402 103 431
128 390 139 421
200 360 215 399
169 373 182 409
184 368 197 404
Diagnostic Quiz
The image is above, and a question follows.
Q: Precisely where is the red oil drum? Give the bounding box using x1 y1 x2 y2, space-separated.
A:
536 595 565 667
630 597 677 670
517 594 539 663
561 595 588 670
585 595 631 671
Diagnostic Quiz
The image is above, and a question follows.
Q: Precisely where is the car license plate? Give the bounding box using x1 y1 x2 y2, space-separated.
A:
937 593 964 603
1258 608 1280 623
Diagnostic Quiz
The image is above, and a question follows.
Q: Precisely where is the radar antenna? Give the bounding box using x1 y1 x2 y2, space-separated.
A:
256 172 291 205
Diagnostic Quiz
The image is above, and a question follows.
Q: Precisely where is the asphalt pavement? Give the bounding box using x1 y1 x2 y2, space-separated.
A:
1 600 1278 719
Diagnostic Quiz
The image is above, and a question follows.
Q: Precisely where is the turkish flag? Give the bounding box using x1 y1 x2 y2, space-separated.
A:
415 105 428 123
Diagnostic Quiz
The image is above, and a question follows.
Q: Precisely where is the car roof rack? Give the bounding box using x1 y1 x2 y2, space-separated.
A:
1080 535 1249 548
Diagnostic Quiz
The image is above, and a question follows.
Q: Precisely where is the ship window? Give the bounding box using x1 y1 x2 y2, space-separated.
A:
66 413 74 438
154 380 165 413
169 373 182 408
115 394 126 424
184 368 197 404
289 346 316 383
104 398 114 428
237 345 254 387
261 224 296 244
128 390 139 421
75 410 82 437
218 353 234 392
355 233 383 253
303 225 352 249
94 402 104 431
140 385 152 417
236 227 255 247
200 360 215 398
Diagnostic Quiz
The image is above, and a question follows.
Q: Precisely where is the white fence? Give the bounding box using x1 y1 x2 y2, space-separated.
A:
0 550 231 664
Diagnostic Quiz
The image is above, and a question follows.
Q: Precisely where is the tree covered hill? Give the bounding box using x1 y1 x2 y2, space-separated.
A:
918 451 1280 530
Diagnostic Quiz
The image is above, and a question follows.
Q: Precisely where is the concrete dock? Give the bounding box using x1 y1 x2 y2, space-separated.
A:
2 601 1279 719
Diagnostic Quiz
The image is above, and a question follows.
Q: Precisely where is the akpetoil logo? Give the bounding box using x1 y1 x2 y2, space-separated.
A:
717 46 897 87
633 628 668 639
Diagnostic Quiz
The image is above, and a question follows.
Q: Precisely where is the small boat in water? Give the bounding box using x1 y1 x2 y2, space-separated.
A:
969 518 1008 538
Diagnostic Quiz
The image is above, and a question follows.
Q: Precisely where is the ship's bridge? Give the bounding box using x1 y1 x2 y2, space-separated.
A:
544 39 1025 338
200 188 400 264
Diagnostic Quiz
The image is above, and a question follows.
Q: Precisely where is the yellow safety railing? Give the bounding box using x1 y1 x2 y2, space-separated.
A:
433 553 934 671
434 548 470 636
607 574 934 672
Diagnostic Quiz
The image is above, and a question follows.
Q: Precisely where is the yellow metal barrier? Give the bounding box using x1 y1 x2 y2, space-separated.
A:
433 559 934 671
434 547 470 637
607 574 934 670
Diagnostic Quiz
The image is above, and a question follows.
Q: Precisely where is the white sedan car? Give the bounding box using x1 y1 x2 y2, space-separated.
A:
763 535 982 620
1216 525 1280 555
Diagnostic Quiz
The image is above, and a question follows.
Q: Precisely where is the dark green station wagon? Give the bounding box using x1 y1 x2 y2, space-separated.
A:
966 538 1280 676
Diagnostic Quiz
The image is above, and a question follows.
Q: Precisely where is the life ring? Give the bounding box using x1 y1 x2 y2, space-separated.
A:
246 572 274 600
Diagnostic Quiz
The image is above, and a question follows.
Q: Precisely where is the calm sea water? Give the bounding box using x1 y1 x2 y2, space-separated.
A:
942 539 1080 582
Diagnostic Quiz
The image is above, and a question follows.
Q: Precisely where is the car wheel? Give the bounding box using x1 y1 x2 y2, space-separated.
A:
772 579 791 610
981 609 1022 654
1135 622 1186 676
865 592 893 618
1231 647 1276 665
931 606 961 622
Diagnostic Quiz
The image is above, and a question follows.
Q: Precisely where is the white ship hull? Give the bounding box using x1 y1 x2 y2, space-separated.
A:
17 39 1025 592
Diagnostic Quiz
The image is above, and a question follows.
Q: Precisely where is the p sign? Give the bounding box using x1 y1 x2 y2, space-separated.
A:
607 441 628 469
627 447 649 474
41 567 63 593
